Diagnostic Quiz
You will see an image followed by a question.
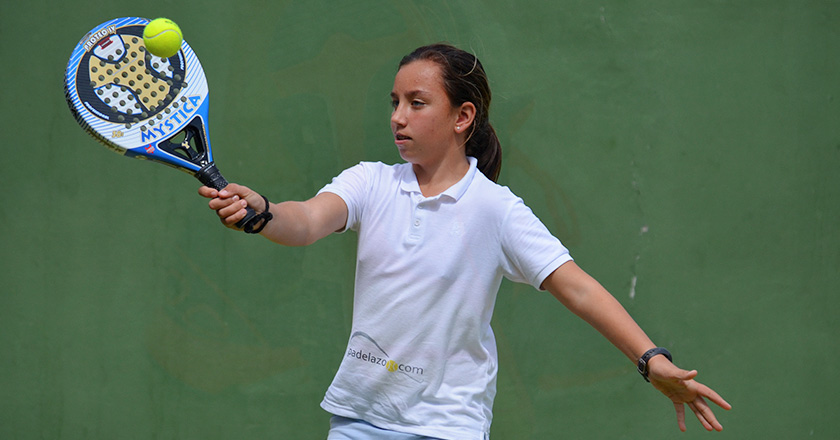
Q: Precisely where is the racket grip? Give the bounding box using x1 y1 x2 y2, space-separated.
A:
195 163 229 191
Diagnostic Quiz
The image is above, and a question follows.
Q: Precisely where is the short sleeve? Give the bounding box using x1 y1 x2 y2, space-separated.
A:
317 162 370 232
500 199 573 290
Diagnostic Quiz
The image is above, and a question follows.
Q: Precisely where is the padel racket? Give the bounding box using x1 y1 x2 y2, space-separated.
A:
64 16 257 228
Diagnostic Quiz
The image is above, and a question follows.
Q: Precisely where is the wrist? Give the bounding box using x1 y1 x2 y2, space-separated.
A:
637 347 672 382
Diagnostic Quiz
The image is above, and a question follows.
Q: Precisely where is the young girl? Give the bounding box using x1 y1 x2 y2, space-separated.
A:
199 44 730 439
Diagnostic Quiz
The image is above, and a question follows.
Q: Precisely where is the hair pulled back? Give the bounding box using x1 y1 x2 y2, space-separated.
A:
399 44 502 182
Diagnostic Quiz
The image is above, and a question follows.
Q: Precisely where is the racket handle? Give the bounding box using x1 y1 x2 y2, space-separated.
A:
196 163 229 191
195 163 259 229
235 207 259 229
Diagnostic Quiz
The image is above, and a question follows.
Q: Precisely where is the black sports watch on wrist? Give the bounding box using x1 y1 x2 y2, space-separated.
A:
637 347 672 382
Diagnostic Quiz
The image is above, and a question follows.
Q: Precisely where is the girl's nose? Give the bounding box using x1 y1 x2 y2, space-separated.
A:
391 103 406 127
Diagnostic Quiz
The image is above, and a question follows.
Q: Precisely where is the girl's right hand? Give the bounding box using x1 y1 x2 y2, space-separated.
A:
198 183 260 228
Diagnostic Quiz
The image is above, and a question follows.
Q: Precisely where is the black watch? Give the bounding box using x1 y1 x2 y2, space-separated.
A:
637 347 672 382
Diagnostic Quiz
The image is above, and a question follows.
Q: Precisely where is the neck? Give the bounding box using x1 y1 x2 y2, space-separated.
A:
412 154 470 197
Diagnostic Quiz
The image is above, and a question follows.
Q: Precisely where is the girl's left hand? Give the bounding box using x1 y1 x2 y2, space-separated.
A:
647 357 732 432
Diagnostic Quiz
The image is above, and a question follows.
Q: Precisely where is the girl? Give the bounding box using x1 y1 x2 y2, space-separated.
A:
199 44 730 439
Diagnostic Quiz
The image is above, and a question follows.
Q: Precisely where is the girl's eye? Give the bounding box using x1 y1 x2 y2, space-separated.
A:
411 100 425 107
390 99 399 109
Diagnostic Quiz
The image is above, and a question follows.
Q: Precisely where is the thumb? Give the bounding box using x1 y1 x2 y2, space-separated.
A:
680 369 698 381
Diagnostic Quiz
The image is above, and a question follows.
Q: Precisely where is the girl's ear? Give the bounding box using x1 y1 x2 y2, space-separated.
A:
454 102 476 134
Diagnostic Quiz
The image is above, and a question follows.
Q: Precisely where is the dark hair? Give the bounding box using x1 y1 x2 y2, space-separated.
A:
399 44 502 182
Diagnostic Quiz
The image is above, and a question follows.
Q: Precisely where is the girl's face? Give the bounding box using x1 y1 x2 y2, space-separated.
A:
390 60 462 167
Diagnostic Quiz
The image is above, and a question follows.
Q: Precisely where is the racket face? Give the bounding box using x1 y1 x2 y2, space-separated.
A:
65 17 213 173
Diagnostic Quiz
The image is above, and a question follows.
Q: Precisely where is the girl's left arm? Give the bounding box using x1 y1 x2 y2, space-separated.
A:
541 261 732 432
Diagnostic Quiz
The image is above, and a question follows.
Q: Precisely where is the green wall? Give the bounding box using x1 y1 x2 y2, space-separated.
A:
2 1 838 438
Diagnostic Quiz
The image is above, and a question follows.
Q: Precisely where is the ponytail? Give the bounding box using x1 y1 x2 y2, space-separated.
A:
400 43 503 182
465 121 502 182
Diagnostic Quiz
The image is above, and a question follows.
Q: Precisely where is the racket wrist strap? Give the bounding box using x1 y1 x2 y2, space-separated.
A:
243 194 273 234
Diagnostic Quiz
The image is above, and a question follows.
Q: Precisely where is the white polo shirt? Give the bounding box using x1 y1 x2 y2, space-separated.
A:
318 157 572 439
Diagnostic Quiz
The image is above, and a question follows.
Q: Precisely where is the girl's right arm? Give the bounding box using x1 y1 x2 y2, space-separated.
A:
198 184 348 246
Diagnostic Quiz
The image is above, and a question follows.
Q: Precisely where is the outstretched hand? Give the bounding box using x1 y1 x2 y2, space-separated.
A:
647 357 732 432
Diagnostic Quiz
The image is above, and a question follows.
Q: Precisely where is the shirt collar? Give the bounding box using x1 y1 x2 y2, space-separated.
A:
400 156 478 202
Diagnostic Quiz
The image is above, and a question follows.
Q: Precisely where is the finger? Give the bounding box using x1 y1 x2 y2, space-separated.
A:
694 398 725 432
208 194 239 211
697 382 732 410
689 399 720 432
682 369 698 380
674 403 687 432
198 186 218 198
223 205 250 226
218 198 248 220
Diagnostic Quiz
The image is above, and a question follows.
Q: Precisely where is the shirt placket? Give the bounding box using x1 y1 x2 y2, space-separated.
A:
407 195 433 244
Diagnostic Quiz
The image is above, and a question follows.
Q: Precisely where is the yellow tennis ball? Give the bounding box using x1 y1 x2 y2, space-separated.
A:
143 18 183 58
386 360 398 372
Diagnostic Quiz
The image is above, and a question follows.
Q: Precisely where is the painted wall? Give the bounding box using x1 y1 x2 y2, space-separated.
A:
2 1 838 438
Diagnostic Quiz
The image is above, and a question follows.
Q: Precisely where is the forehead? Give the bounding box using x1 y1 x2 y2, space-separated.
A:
393 60 446 95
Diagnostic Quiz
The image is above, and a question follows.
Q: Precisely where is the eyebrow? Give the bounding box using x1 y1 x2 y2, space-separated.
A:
390 90 431 100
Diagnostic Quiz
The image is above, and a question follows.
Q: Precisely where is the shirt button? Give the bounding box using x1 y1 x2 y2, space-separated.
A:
414 219 421 226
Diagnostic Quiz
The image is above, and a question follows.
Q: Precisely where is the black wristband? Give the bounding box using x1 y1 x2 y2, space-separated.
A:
637 347 672 382
243 194 273 234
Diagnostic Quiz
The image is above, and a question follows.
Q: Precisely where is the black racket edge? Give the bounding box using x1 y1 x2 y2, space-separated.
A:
196 163 259 229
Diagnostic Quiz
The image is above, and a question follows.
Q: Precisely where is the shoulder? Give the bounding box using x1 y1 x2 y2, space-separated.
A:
350 161 410 181
466 170 524 211
327 161 402 184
